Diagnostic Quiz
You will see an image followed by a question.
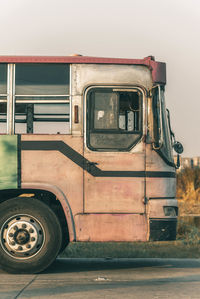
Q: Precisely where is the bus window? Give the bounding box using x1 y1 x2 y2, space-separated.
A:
15 103 70 134
87 88 142 151
14 63 70 134
0 64 7 134
0 64 7 95
0 103 7 134
15 64 70 96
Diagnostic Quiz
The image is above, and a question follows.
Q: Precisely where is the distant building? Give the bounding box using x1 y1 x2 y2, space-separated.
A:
193 157 200 168
177 156 200 170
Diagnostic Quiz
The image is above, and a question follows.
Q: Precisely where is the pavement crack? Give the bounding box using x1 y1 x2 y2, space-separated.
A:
14 275 37 299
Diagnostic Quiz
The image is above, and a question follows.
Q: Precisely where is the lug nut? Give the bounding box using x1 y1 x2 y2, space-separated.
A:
31 237 35 242
22 224 27 229
26 244 31 249
10 241 15 246
9 233 14 237
18 246 23 251
29 228 34 233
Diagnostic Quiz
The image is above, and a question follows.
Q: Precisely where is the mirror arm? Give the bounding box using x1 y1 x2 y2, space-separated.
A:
176 154 180 169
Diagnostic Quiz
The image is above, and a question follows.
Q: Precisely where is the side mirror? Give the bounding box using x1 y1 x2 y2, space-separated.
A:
173 141 184 154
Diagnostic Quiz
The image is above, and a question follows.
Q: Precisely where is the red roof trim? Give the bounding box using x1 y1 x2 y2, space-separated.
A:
0 55 152 64
0 55 166 84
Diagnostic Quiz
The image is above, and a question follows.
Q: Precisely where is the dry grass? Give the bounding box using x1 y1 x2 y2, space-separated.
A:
177 167 200 215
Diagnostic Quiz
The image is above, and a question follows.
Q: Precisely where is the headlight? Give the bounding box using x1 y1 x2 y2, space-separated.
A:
163 206 177 216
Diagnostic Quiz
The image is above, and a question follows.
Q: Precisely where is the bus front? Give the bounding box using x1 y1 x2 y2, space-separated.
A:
147 84 183 241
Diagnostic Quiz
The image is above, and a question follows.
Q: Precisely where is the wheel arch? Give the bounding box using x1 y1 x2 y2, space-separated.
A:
0 182 76 242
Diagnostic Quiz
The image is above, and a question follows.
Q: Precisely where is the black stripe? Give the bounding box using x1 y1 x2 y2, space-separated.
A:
21 140 176 178
149 197 175 200
17 135 21 188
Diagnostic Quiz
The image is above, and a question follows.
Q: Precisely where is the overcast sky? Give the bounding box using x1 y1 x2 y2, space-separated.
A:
0 0 199 157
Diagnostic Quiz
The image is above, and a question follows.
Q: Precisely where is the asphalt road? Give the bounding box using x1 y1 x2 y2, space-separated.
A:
1 258 200 298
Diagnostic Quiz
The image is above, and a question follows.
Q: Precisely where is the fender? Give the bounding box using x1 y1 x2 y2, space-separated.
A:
21 182 76 241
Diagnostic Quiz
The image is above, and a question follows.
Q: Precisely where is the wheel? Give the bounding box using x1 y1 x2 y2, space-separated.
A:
0 197 62 274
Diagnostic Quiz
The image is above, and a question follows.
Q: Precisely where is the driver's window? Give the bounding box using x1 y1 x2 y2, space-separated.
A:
87 88 142 151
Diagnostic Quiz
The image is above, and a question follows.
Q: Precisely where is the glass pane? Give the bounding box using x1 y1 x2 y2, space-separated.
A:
93 91 119 129
90 133 141 150
0 64 7 94
160 89 173 161
14 103 70 134
0 103 7 134
118 92 140 131
34 103 70 133
34 103 69 114
15 64 70 95
152 87 161 147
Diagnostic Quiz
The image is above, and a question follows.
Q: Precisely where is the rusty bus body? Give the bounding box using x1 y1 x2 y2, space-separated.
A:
0 56 179 273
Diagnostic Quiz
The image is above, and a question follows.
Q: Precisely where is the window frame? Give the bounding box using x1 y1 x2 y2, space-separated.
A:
85 86 144 152
3 63 72 135
0 64 8 134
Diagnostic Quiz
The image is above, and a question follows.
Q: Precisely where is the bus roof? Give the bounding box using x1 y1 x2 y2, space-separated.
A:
0 55 166 84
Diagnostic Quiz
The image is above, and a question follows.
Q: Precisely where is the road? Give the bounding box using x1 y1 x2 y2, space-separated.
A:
1 258 200 298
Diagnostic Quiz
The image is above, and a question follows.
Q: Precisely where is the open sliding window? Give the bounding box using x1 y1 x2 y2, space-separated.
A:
0 64 7 134
86 87 143 151
14 63 70 134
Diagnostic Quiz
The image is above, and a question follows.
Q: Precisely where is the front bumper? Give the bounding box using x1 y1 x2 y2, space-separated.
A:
149 218 177 241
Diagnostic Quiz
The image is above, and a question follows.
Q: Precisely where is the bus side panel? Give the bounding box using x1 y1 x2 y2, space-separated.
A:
21 134 84 216
75 213 148 242
0 135 18 189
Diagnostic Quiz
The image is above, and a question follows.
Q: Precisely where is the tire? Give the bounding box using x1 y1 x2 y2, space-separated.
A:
0 197 62 274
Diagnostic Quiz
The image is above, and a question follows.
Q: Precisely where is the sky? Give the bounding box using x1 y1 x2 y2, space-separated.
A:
0 0 199 157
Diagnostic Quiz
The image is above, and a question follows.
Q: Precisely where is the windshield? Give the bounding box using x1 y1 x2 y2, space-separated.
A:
160 87 174 163
152 86 174 166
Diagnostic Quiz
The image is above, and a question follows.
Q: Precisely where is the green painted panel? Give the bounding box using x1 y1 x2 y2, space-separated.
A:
0 135 18 189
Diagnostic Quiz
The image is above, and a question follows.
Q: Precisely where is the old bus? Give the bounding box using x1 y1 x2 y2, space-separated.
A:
0 55 183 273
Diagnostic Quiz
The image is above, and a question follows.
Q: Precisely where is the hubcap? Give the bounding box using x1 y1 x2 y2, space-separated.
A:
1 215 45 259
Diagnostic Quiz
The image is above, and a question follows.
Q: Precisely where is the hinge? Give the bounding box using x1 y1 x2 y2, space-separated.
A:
147 89 151 97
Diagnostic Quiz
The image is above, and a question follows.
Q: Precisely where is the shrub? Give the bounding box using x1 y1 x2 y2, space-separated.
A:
177 167 200 215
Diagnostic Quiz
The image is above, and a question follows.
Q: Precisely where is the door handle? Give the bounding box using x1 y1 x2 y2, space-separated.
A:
86 161 99 166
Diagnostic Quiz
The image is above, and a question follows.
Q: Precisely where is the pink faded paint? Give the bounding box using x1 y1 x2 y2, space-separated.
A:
75 213 148 242
0 55 166 84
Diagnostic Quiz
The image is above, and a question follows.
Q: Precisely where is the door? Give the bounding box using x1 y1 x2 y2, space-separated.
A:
83 86 146 214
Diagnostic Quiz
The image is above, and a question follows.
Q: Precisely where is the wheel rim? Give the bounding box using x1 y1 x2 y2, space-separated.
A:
0 214 45 259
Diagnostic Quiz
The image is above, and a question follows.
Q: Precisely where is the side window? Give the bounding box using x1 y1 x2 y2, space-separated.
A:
14 64 70 134
87 88 142 151
0 64 7 134
15 103 70 134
